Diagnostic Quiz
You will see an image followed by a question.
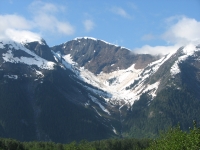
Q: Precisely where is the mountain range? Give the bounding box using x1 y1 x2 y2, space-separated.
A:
0 36 200 143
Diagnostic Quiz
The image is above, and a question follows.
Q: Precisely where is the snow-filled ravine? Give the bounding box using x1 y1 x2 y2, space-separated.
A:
53 42 200 107
53 51 161 106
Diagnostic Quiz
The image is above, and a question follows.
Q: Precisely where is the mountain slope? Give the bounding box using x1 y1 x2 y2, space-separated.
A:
0 36 200 142
123 44 200 138
0 39 118 143
52 39 200 138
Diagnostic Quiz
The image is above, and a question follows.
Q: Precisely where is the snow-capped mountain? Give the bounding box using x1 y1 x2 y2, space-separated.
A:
51 37 160 105
51 37 200 107
52 37 200 138
0 36 200 142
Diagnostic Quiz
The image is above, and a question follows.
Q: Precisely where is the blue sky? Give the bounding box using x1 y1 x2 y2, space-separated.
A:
0 0 200 54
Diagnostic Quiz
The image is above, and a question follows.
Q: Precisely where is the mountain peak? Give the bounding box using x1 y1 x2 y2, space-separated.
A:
53 38 157 74
73 37 130 50
74 37 98 41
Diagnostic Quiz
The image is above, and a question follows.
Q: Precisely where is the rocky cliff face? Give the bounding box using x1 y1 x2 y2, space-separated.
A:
24 40 56 62
52 37 159 74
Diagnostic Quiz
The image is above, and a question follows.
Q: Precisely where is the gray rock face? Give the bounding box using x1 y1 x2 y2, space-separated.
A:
24 40 56 62
52 37 159 74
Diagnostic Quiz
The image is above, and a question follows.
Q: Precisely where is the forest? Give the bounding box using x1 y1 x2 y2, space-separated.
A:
0 121 199 150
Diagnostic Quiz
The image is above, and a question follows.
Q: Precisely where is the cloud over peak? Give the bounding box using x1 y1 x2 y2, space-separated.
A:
0 14 32 32
163 16 200 45
134 44 180 55
134 16 200 55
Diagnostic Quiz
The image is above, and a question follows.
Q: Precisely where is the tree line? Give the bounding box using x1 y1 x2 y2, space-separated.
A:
0 121 200 150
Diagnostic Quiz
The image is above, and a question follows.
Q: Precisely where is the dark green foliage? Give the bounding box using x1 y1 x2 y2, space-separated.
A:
0 138 25 150
1 123 200 150
124 86 200 138
148 121 200 150
0 79 36 141
0 138 151 150
91 138 151 150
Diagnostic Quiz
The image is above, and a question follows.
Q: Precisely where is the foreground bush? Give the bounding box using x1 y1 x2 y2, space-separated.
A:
148 121 200 150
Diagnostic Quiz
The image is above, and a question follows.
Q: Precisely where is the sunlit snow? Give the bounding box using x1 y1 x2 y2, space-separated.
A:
170 44 197 76
1 39 55 70
4 75 18 79
111 125 117 134
89 94 111 115
92 106 102 116
2 50 55 70
52 41 200 108
56 50 163 106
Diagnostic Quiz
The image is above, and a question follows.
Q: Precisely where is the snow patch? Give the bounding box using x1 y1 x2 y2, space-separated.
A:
147 51 176 75
143 81 160 98
111 125 117 134
171 44 198 76
89 94 111 115
74 37 97 41
35 70 44 77
92 106 102 116
4 75 18 79
2 49 55 70
170 62 180 76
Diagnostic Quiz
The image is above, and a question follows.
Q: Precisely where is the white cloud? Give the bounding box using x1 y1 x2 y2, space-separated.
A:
134 16 200 55
5 29 42 43
163 16 200 45
0 14 37 41
29 1 74 35
0 14 32 32
83 20 95 32
133 44 181 55
111 6 131 19
0 1 75 41
32 13 74 35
